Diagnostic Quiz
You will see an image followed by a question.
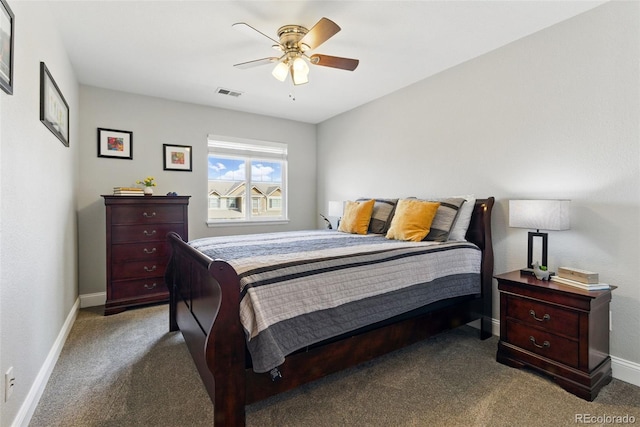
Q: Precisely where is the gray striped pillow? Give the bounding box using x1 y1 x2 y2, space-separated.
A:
422 197 466 242
356 198 398 234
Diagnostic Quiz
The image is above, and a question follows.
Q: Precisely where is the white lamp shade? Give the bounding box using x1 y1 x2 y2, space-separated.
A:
509 199 570 231
272 62 289 82
291 66 309 85
292 56 309 74
328 201 344 217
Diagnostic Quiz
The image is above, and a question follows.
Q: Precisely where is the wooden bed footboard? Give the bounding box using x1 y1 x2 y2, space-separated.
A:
166 197 494 426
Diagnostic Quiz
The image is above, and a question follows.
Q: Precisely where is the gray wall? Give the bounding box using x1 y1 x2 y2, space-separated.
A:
0 3 80 425
78 86 317 297
317 2 639 370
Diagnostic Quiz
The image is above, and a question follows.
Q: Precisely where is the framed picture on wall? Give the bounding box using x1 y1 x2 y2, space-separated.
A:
97 128 133 159
0 0 14 95
40 62 70 146
163 144 192 171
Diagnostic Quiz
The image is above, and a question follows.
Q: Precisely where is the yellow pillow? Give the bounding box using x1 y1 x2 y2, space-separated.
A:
338 199 375 235
385 199 441 242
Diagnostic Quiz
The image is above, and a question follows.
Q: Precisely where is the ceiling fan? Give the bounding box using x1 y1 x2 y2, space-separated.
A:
232 17 359 86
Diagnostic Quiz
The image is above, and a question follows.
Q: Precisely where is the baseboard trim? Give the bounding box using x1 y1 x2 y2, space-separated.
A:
12 298 79 427
612 355 640 388
79 291 106 308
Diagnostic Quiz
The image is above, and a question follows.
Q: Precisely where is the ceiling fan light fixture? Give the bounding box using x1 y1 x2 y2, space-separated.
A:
272 62 289 82
290 66 309 85
292 56 309 74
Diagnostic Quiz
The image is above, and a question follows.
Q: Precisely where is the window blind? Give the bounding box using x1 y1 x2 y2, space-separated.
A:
208 135 288 160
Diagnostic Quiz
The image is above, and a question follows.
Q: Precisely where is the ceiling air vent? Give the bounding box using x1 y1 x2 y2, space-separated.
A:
216 87 243 98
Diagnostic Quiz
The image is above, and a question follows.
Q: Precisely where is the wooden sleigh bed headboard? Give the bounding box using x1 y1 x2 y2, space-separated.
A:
166 197 494 426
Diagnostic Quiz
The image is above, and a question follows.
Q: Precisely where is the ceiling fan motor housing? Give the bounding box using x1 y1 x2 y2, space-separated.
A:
276 25 310 52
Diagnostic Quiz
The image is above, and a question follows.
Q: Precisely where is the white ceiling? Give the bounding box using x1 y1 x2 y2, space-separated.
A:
48 1 606 124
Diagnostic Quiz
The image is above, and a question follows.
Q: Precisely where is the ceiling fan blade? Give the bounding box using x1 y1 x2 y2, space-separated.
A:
232 22 281 47
299 17 340 51
309 54 359 71
234 57 280 69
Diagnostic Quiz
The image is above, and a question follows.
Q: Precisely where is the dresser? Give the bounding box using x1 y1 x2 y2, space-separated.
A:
103 195 190 315
496 271 615 401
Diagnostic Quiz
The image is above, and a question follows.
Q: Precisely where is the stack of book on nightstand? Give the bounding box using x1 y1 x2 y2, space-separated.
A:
550 267 610 291
113 187 144 196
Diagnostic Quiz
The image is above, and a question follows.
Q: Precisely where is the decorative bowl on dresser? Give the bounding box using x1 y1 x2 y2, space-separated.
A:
103 195 190 315
495 270 616 401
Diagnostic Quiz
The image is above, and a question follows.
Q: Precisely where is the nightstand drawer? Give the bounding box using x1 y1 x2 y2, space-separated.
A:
506 321 579 368
506 295 579 338
111 205 184 224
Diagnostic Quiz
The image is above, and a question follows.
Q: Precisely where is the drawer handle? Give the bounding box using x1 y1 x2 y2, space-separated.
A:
143 230 157 236
144 265 157 272
143 212 156 218
529 310 550 322
143 247 157 254
144 283 157 290
529 336 550 349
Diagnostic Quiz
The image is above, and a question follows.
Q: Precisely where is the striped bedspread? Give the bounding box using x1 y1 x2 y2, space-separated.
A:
189 230 481 373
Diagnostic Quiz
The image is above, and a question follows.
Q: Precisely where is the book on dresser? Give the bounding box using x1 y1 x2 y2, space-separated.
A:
557 266 599 284
113 187 144 196
550 275 610 291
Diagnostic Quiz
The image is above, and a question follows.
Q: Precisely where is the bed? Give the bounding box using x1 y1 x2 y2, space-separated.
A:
166 197 494 426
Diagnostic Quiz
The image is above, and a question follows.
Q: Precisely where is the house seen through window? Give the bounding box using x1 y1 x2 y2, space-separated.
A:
207 136 288 223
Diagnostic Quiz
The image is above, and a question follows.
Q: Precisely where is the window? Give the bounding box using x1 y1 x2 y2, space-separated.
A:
207 136 288 224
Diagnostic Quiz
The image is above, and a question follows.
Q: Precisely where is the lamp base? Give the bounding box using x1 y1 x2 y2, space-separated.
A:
520 268 555 279
520 268 535 276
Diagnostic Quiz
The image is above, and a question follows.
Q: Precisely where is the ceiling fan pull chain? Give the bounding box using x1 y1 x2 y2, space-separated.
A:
289 80 296 101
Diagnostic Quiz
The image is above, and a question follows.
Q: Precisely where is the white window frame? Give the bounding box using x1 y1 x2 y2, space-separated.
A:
207 135 288 226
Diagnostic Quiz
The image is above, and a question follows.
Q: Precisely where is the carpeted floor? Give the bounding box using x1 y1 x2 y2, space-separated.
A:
30 304 640 426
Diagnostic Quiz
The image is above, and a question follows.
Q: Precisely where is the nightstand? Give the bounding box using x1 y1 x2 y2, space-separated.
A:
496 270 615 401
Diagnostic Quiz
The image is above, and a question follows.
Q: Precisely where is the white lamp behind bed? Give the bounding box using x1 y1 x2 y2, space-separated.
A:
328 201 344 229
509 199 570 275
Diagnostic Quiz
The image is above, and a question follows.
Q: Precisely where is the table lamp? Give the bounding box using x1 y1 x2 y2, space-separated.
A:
320 201 344 229
328 201 344 229
509 199 570 275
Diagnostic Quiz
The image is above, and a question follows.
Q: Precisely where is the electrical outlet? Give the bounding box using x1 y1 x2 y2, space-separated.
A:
5 367 15 402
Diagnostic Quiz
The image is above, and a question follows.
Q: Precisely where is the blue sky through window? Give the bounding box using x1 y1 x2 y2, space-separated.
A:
208 156 282 183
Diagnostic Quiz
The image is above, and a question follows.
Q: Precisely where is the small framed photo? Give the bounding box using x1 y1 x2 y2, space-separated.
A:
40 62 69 146
97 128 133 159
0 0 14 95
163 144 192 171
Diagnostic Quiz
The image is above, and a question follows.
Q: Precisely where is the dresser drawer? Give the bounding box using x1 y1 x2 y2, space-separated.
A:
111 205 184 225
506 295 579 338
112 242 171 262
506 321 579 368
112 258 168 280
110 278 168 300
111 224 184 244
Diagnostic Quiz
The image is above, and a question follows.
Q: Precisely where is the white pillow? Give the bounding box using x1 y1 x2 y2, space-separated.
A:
447 195 476 241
